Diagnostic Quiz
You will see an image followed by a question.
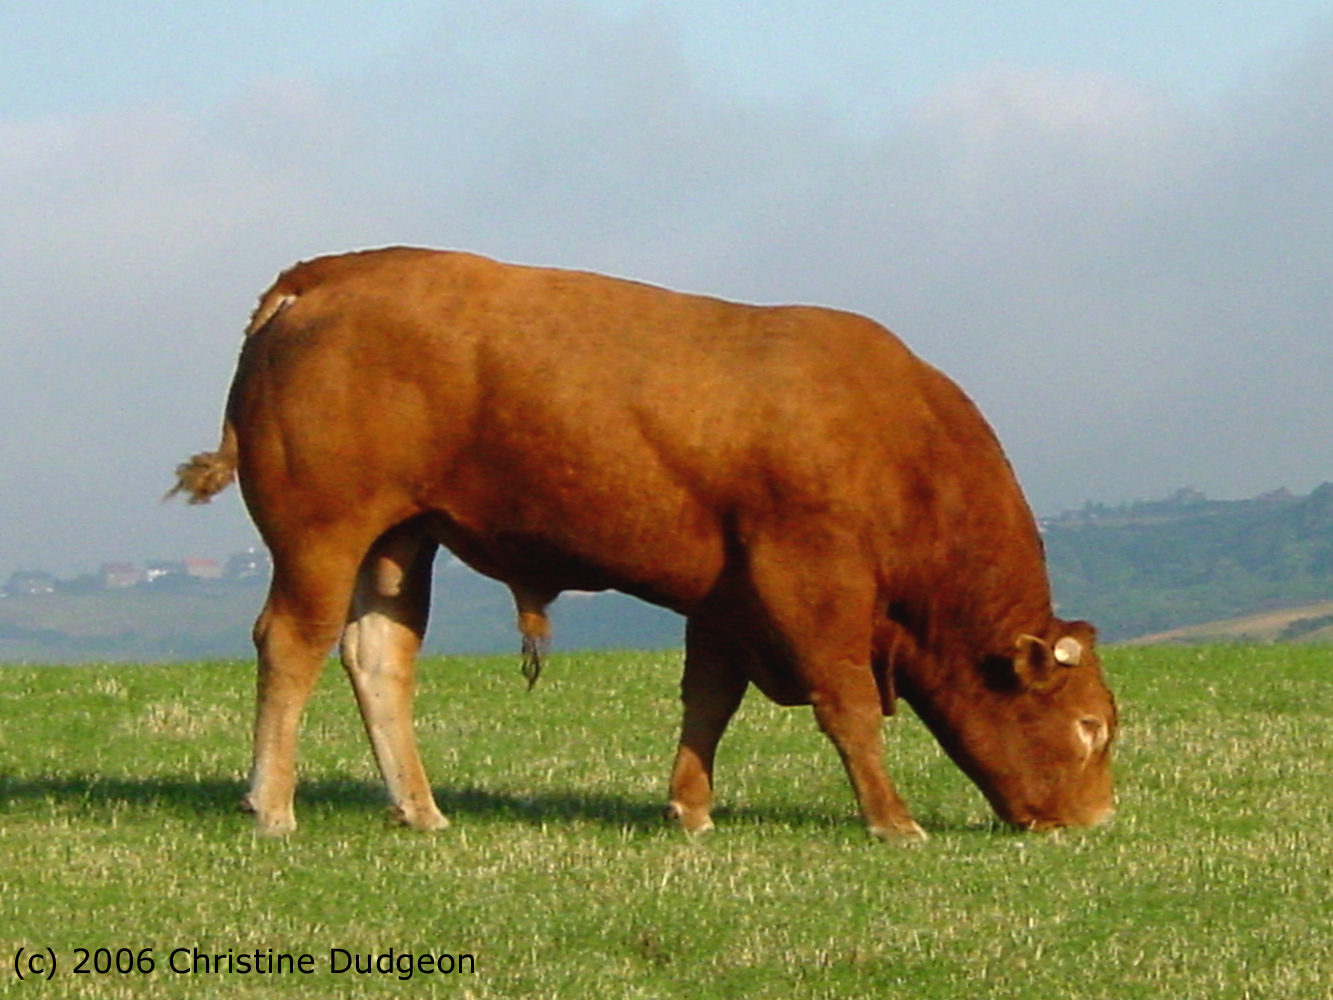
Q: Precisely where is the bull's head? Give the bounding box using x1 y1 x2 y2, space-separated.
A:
910 619 1117 831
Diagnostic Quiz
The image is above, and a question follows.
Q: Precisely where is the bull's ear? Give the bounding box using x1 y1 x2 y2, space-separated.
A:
1053 636 1083 666
1013 634 1064 693
1062 620 1099 657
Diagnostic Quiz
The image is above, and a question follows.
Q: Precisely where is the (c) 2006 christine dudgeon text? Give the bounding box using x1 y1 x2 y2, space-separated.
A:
11 946 476 982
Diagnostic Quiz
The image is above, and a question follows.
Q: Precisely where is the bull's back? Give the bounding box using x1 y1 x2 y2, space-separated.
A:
228 249 1030 608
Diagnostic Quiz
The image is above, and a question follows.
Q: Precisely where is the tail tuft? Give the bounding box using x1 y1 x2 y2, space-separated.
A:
165 450 237 505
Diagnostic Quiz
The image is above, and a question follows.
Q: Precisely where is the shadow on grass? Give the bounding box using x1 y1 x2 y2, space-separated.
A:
0 773 249 817
0 773 409 823
0 772 996 837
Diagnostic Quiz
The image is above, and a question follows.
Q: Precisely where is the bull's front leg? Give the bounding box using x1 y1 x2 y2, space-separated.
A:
747 535 927 843
666 618 749 834
808 668 927 843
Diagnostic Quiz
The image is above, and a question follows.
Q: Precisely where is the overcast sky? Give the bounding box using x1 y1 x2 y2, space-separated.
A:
3 1 1332 577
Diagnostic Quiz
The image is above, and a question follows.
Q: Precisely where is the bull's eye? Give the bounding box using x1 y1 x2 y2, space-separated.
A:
1076 716 1109 755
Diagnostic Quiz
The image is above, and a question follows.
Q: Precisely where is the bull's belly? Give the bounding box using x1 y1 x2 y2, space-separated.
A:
744 665 811 706
420 511 721 613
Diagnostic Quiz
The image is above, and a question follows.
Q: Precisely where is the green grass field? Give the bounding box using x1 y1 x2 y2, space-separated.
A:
2 645 1332 998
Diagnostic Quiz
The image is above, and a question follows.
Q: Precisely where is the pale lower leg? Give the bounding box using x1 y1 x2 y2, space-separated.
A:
341 532 446 831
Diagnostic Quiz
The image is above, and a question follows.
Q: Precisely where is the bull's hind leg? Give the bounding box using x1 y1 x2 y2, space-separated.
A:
245 538 363 835
340 524 448 831
666 618 749 835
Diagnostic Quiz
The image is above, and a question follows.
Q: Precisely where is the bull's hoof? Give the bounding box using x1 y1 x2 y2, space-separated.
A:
240 794 297 836
387 804 451 832
867 820 929 844
664 801 714 836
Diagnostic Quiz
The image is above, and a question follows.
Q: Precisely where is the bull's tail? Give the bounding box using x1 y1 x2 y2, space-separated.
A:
165 420 240 505
166 268 301 507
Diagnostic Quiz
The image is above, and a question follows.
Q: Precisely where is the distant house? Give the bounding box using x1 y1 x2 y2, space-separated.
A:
4 570 57 596
101 562 142 589
183 557 222 580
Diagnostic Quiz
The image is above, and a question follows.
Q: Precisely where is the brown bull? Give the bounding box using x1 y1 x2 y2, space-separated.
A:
172 247 1116 840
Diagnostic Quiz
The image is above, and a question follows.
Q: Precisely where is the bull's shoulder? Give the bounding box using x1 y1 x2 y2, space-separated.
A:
731 305 931 399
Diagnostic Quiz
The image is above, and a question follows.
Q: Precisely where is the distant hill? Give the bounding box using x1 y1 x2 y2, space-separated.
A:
1043 483 1333 642
0 560 682 665
6 483 1333 663
1124 600 1333 646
